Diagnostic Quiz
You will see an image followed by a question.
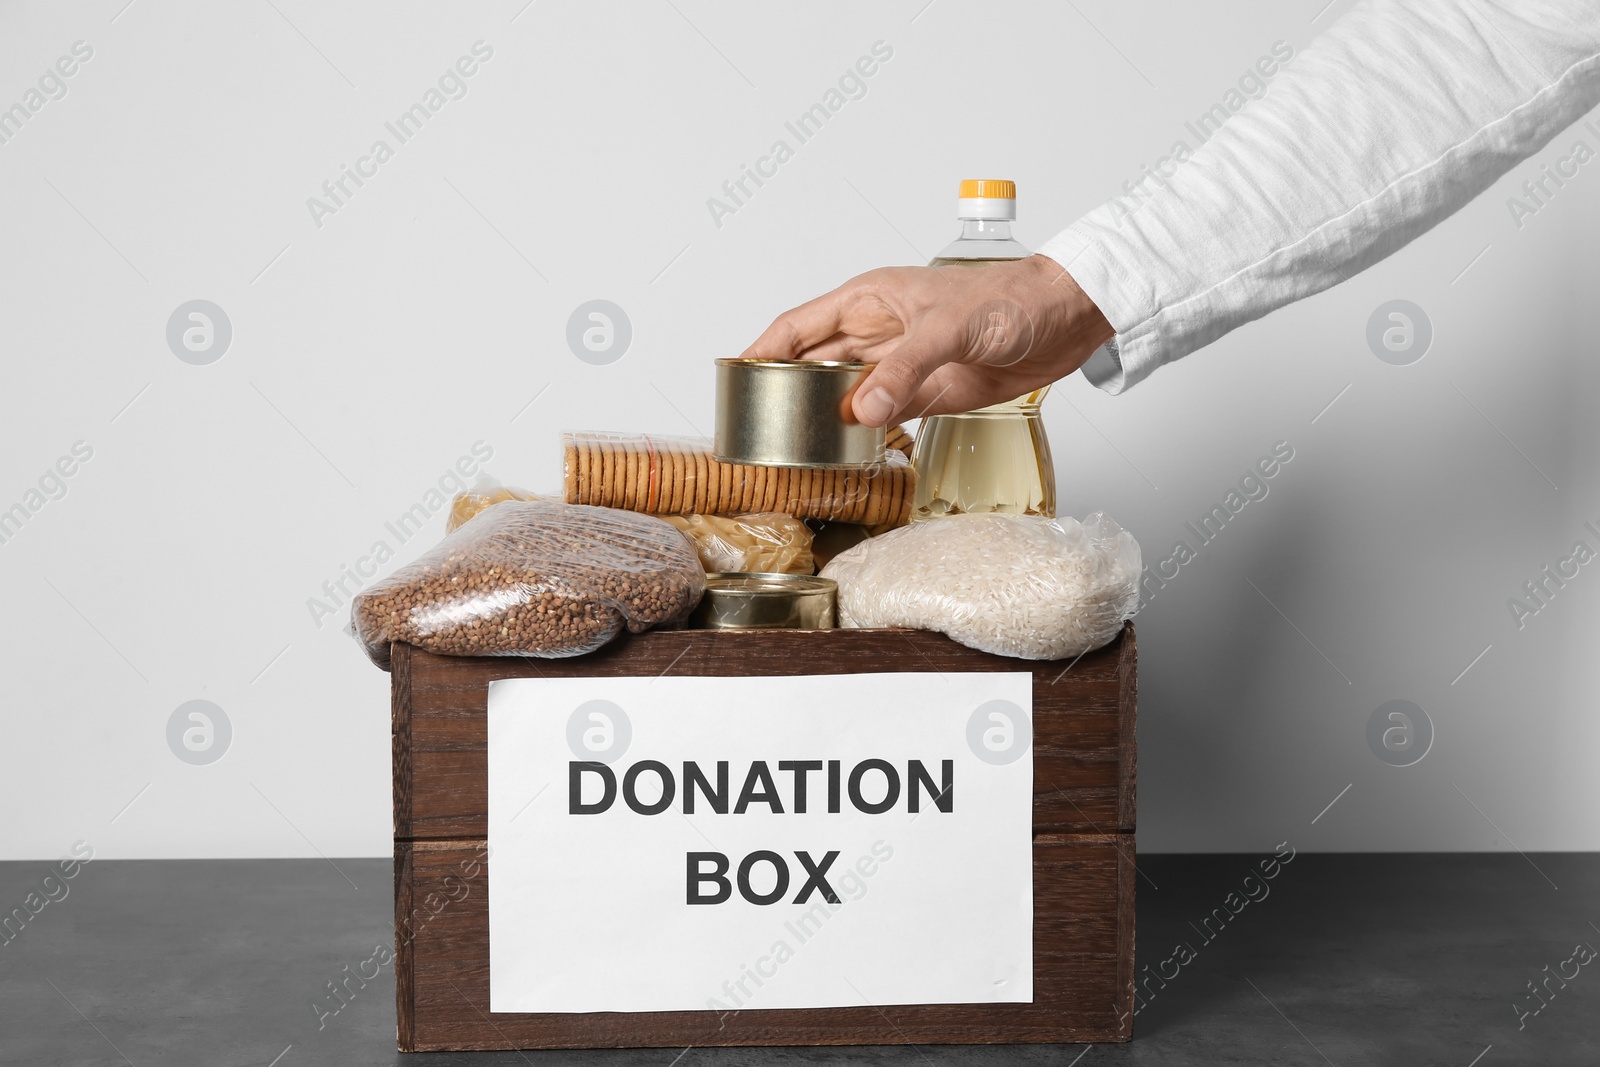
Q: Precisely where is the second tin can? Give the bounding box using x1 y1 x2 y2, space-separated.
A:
689 572 837 630
714 358 885 469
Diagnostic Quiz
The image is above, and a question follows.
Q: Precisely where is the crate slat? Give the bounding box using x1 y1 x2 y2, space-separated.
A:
393 627 1136 840
395 833 1133 1051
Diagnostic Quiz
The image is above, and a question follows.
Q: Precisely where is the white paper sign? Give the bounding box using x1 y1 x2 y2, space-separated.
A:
487 671 1033 1014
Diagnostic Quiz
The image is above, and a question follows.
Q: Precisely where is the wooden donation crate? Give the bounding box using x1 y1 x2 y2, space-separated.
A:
389 623 1137 1051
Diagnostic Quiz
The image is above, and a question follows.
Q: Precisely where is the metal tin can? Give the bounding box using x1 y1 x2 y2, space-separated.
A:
714 358 885 469
689 572 837 630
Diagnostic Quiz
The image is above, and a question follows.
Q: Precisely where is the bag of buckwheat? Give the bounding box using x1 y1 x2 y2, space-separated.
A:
351 500 704 666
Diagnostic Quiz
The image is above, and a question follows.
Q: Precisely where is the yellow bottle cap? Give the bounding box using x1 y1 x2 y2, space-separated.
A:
959 179 1016 200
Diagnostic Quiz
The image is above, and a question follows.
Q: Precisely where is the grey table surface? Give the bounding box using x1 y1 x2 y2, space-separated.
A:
1 854 1595 1066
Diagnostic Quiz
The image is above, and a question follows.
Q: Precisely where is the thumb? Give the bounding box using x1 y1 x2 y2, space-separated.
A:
852 329 951 427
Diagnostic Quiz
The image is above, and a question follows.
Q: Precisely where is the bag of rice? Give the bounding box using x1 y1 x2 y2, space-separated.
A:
820 512 1141 660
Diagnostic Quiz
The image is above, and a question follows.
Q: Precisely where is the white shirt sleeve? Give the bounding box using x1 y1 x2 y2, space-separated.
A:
1038 0 1600 393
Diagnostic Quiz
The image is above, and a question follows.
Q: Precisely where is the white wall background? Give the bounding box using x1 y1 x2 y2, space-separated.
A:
3 0 1596 860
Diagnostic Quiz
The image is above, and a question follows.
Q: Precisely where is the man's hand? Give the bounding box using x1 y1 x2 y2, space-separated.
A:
739 254 1115 426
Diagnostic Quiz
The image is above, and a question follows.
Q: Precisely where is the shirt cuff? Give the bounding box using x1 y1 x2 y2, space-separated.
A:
1079 338 1128 394
1036 225 1161 395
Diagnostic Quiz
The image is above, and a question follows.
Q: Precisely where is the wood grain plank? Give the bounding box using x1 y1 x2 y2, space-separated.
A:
396 625 1135 838
393 840 414 1050
1117 625 1138 831
401 834 1132 1050
391 642 414 840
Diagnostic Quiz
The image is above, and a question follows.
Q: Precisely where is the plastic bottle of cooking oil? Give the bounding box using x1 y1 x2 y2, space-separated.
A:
911 179 1056 520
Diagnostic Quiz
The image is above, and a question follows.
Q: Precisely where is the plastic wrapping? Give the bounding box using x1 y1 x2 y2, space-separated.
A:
446 481 544 533
562 431 915 526
662 513 814 575
351 500 704 667
885 423 914 458
820 512 1141 660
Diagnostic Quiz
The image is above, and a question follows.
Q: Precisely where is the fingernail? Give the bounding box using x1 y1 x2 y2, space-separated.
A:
857 387 896 426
